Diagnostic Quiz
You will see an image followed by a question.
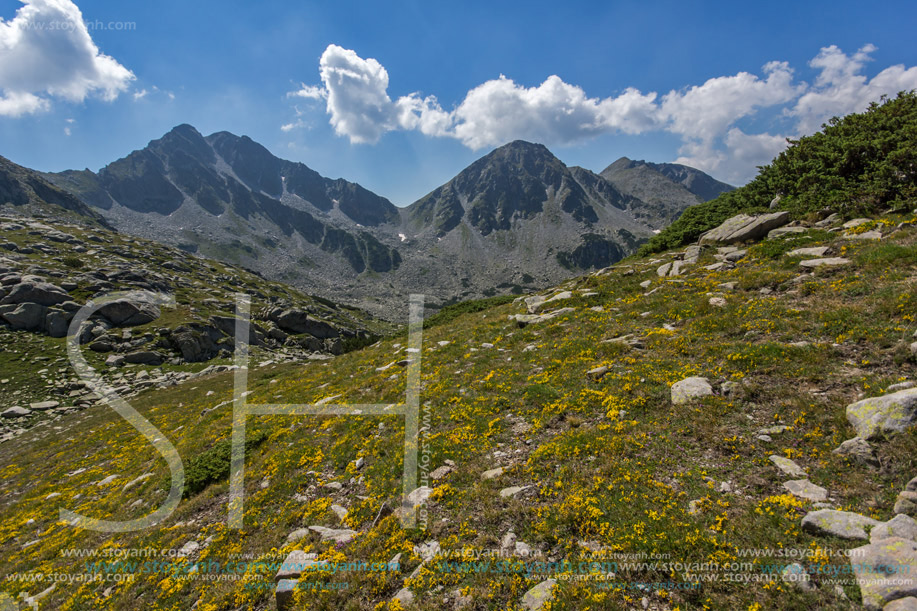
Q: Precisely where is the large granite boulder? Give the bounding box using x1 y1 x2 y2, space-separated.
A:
0 281 70 306
274 309 340 338
97 298 161 327
699 212 791 245
0 302 46 330
170 324 222 362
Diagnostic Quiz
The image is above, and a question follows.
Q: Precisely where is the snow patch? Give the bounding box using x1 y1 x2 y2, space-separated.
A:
398 233 407 242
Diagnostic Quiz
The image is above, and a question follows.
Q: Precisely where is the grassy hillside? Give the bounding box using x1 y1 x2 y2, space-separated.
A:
2 209 916 610
640 91 917 255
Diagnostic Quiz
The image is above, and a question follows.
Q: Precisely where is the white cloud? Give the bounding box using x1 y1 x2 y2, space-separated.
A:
450 75 660 149
280 119 308 132
675 128 790 185
790 44 917 133
0 0 134 116
661 61 799 147
133 88 148 100
291 43 917 184
317 44 397 143
0 90 48 116
288 83 326 100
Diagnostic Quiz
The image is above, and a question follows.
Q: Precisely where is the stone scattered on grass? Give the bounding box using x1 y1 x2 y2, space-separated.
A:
521 578 557 611
799 257 851 268
670 376 713 405
846 388 917 440
769 455 807 478
784 479 828 502
781 563 815 592
801 509 880 540
832 437 881 468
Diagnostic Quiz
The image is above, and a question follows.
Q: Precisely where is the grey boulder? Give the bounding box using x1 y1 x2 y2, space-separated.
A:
846 388 917 440
699 212 790 245
850 537 917 611
274 309 340 338
1 302 46 330
0 281 70 306
97 298 161 327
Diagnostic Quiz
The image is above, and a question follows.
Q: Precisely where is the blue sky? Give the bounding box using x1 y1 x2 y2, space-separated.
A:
2 0 917 205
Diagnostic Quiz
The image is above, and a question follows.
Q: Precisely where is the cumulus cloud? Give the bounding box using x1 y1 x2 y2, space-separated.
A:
450 75 660 149
290 43 917 183
790 44 917 133
0 0 134 116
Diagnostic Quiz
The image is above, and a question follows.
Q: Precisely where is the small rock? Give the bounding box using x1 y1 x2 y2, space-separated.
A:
393 588 414 606
29 400 59 411
709 297 727 308
276 579 298 611
832 437 880 468
783 479 828 502
482 467 505 480
799 257 850 268
884 598 917 611
331 504 348 521
499 486 531 498
1 406 31 418
787 246 830 258
847 230 882 240
521 579 557 611
781 562 815 591
846 388 917 440
308 525 357 544
275 550 320 582
769 455 807 478
896 492 917 517
670 376 713 405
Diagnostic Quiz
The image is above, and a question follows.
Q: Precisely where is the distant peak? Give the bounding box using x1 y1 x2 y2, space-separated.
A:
499 140 550 152
166 123 203 138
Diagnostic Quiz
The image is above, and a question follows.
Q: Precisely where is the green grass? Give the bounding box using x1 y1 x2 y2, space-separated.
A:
2 213 917 610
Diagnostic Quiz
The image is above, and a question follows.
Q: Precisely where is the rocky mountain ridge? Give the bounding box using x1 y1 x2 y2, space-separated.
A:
39 127 731 318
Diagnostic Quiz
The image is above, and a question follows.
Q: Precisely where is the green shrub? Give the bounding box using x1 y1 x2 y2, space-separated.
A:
640 90 917 255
183 429 268 497
61 255 84 269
